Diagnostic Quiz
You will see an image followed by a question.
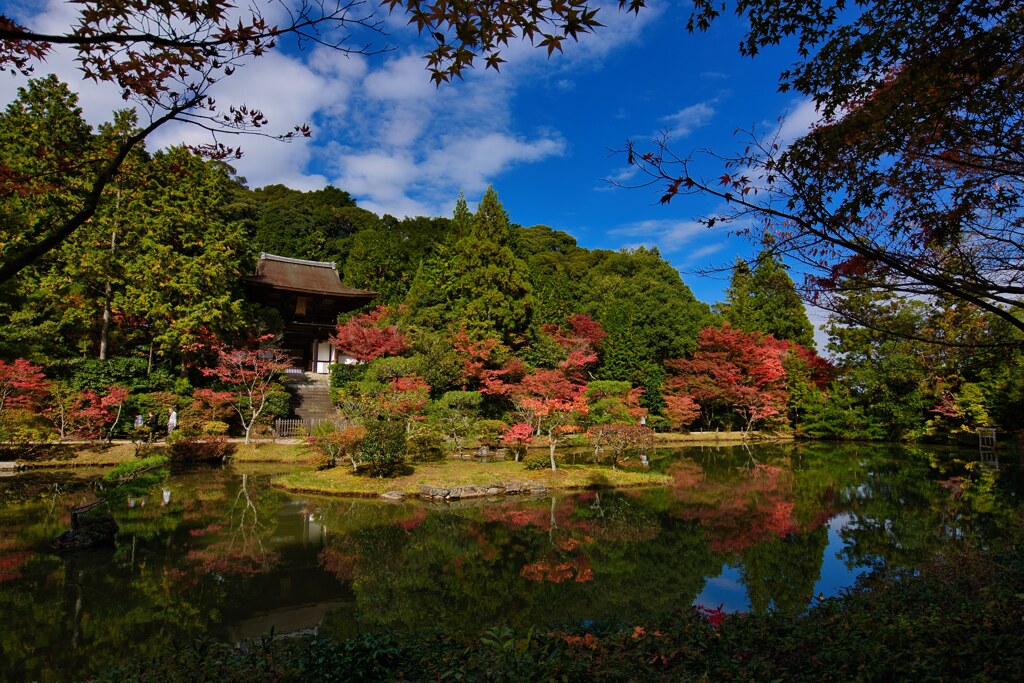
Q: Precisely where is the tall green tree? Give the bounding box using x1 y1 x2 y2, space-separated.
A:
344 214 452 305
115 148 252 369
0 75 98 359
518 225 585 327
582 247 712 407
719 251 815 348
406 187 534 345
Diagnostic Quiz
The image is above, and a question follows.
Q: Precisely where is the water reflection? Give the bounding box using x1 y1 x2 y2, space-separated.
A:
0 443 1019 682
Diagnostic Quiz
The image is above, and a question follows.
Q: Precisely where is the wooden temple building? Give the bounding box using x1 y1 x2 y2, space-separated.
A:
243 253 377 373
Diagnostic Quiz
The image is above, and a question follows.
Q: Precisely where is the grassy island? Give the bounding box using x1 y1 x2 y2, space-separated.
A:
273 457 672 497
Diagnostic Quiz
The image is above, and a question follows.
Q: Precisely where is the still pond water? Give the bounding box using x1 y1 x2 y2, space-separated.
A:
1 442 1020 681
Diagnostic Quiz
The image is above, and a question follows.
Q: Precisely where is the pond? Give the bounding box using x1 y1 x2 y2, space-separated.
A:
1 441 1020 681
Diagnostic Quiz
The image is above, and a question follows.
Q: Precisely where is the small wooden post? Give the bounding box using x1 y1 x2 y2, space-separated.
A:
978 427 998 469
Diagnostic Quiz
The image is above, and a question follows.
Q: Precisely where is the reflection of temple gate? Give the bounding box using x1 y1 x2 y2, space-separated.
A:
978 427 998 469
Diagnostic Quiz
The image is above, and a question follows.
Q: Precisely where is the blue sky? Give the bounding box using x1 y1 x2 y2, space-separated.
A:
1 1 821 310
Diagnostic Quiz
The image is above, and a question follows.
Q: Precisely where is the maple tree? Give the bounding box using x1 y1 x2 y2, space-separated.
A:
665 325 792 433
195 337 289 444
511 368 589 471
0 359 49 415
662 394 701 431
501 422 535 462
541 314 605 382
587 422 653 469
336 357 432 422
330 305 409 361
309 424 366 472
621 0 1024 340
43 383 128 442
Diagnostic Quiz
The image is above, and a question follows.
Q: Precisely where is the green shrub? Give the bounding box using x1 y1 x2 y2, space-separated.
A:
0 408 53 449
261 390 292 421
358 419 408 477
523 451 552 470
645 414 673 433
475 419 508 448
407 429 445 462
330 362 367 388
202 421 229 436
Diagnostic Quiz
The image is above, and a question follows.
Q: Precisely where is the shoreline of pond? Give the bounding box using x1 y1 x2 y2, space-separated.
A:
1 430 791 471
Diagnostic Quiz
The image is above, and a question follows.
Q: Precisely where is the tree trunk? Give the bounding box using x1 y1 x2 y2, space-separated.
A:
99 282 112 361
548 432 558 472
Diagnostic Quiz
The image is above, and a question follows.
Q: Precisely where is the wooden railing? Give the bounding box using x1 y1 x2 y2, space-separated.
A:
274 417 347 438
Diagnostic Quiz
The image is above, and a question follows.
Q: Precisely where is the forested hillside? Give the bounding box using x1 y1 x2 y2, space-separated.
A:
2 76 1022 447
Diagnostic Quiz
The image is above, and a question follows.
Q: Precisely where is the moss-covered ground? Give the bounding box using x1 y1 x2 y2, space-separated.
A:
273 458 671 497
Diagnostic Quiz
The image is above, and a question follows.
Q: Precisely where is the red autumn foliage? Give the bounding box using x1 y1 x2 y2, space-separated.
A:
396 506 428 532
478 357 528 397
452 330 505 386
331 306 409 361
540 315 605 382
43 384 129 441
662 394 702 430
0 550 35 583
668 461 811 554
319 546 359 581
501 422 534 460
197 337 290 443
665 325 792 432
541 314 607 353
693 604 726 629
0 358 49 416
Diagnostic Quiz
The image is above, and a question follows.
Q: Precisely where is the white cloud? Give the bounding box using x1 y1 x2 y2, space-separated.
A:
774 98 822 147
610 219 711 254
682 242 728 263
662 100 717 139
364 54 436 102
1 1 659 219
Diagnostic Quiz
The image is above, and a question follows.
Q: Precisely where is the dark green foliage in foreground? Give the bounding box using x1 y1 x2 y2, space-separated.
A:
357 418 408 477
92 531 1024 682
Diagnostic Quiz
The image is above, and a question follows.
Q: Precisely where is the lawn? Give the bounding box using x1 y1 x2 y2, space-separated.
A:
274 457 672 497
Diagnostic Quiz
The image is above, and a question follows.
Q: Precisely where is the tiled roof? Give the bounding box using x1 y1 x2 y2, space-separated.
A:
244 253 377 298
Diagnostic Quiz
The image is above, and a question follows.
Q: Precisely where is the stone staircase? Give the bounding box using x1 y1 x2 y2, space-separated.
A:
282 372 337 422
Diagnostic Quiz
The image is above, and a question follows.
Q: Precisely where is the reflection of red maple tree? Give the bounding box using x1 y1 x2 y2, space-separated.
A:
480 500 593 535
520 556 594 583
319 546 359 581
670 461 811 554
396 506 428 531
183 473 281 575
185 544 280 575
0 550 35 583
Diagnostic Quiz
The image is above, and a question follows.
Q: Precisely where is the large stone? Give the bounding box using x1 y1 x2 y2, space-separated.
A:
450 485 488 500
418 485 449 499
380 491 405 502
53 512 119 552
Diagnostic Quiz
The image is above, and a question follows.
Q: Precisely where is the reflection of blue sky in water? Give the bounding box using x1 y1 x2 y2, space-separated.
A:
694 564 749 613
813 513 870 600
695 514 872 614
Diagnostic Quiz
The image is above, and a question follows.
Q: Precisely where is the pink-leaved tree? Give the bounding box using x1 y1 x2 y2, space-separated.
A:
195 338 289 444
